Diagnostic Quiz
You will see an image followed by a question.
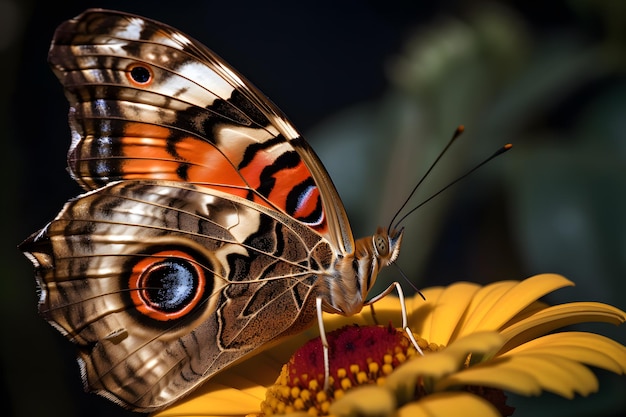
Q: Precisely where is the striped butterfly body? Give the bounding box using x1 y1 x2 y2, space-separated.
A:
20 9 404 412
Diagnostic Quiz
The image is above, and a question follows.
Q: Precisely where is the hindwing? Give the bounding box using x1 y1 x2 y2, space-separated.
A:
24 180 334 410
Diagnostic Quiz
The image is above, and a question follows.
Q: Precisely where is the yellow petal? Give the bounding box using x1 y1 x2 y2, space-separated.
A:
500 302 626 350
409 286 446 341
386 348 460 404
439 353 599 398
152 352 276 417
457 274 574 338
386 332 504 404
442 331 505 360
454 281 519 337
503 353 598 398
329 385 396 417
396 392 501 417
503 332 626 373
415 286 445 306
422 282 481 345
435 360 542 396
152 384 262 416
502 300 550 327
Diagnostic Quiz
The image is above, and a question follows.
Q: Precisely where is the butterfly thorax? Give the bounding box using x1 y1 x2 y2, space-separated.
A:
321 227 404 316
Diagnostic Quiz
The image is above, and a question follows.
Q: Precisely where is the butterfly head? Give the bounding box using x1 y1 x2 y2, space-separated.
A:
372 226 404 267
325 227 404 316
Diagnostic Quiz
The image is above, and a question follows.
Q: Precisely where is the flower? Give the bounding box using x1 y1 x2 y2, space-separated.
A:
152 274 626 417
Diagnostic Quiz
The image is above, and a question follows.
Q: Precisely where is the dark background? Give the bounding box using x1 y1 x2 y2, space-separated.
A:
2 1 624 416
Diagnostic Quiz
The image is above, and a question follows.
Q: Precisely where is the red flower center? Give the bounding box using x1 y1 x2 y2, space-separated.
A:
261 325 431 415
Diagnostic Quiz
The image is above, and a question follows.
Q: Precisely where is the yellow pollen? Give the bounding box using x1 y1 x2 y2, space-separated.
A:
334 389 344 401
357 371 368 384
293 398 304 410
300 389 311 402
368 362 379 374
382 363 394 375
340 377 352 390
316 390 327 403
308 379 319 391
261 325 433 416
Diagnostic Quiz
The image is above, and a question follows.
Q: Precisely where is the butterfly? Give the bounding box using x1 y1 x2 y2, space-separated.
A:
20 9 409 412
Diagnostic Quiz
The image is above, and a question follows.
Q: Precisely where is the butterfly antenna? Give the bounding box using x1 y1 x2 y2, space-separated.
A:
392 143 513 230
388 126 465 234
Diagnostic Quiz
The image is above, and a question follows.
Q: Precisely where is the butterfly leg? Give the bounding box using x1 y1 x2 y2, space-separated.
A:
365 282 424 356
315 283 423 392
315 297 331 391
369 303 379 325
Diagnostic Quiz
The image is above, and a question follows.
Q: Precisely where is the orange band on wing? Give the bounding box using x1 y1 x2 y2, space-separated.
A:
238 147 326 230
269 160 314 207
115 123 326 231
119 122 248 190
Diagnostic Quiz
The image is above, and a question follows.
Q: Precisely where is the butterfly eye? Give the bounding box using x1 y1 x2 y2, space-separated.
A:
128 249 211 321
127 63 153 85
373 234 389 256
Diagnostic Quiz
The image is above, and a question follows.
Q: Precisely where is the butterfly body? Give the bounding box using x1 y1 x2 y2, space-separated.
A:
21 9 403 411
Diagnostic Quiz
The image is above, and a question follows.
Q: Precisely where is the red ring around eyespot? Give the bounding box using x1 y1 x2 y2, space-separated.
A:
128 250 206 321
126 63 154 86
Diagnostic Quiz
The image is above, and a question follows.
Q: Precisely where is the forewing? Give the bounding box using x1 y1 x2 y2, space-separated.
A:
49 9 353 252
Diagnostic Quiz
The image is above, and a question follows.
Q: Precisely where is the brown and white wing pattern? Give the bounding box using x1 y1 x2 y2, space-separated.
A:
22 180 335 411
50 9 353 253
20 8 404 412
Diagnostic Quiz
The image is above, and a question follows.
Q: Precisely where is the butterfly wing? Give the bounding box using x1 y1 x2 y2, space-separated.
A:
22 180 336 411
50 9 353 254
20 8 365 411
